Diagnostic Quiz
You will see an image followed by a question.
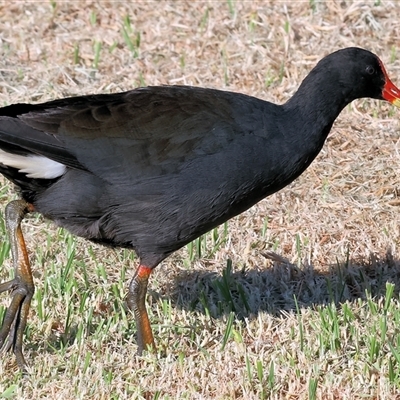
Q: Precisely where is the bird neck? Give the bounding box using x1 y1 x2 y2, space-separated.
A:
283 68 354 149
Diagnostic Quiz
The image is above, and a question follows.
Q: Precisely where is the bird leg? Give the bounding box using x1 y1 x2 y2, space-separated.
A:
0 199 34 371
127 264 156 355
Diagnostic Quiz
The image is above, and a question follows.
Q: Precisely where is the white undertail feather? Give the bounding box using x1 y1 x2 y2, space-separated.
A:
0 149 66 179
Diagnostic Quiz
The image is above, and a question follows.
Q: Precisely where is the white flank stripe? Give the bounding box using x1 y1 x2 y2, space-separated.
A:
0 149 66 179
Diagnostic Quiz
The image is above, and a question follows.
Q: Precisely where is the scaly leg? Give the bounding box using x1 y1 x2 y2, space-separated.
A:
126 264 156 355
0 199 34 371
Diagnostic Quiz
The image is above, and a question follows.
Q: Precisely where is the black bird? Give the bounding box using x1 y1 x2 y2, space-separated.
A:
0 47 399 370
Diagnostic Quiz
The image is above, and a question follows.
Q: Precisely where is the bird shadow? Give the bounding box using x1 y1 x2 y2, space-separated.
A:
166 249 400 320
13 248 400 360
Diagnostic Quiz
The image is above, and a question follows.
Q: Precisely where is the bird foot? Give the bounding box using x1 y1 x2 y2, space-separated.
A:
0 276 34 371
0 200 34 371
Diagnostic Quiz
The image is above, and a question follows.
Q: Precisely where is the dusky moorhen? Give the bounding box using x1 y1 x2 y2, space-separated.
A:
0 47 399 371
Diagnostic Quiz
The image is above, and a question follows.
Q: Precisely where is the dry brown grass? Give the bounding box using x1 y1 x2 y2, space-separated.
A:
1 1 400 399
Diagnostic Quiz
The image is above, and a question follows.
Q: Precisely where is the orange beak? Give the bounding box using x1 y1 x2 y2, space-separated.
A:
379 59 400 108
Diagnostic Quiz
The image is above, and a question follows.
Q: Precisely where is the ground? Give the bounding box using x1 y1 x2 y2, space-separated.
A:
1 1 400 399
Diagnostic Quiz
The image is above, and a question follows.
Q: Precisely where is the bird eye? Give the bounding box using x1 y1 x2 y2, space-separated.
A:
366 65 375 75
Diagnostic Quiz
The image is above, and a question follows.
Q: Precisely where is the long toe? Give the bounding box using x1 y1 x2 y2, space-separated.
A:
0 278 32 370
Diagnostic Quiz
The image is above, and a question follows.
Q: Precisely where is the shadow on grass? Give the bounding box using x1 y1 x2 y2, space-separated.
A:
5 248 400 358
168 249 400 320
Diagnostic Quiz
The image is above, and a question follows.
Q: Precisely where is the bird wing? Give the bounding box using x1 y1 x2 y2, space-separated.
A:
0 86 263 183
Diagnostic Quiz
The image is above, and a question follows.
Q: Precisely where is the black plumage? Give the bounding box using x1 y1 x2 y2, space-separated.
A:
0 47 399 370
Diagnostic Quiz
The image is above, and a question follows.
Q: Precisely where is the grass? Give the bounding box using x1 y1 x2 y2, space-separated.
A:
1 1 400 399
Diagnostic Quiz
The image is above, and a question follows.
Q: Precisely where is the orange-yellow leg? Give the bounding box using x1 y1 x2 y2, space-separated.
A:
127 264 156 355
0 199 34 371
